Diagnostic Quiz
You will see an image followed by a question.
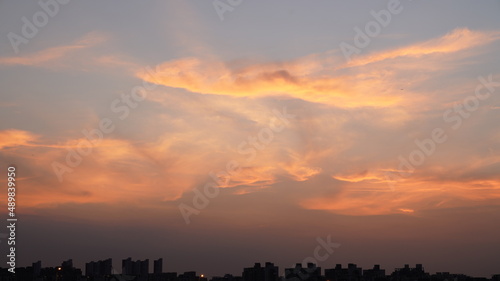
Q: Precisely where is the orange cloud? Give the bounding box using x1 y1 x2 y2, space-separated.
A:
333 170 388 183
213 166 278 189
4 27 499 221
136 28 500 111
0 131 190 209
0 129 39 149
0 31 106 68
282 154 322 181
344 28 500 68
136 57 401 108
92 55 141 73
232 185 271 196
301 172 500 216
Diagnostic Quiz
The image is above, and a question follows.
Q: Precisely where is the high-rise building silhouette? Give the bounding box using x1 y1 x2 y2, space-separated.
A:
325 263 362 281
155 258 164 274
179 271 199 281
122 257 149 277
123 257 134 275
243 262 279 281
391 264 428 281
285 263 321 281
85 258 112 277
61 259 73 269
363 264 385 281
212 274 243 281
52 259 83 281
1 258 499 281
32 260 42 278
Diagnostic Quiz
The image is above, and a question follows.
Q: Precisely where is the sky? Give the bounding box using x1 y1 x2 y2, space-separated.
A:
1 0 500 278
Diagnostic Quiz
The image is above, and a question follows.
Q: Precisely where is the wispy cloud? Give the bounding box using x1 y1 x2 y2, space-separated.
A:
3 27 499 220
136 57 402 108
137 28 500 111
0 32 107 69
343 28 500 68
0 129 39 149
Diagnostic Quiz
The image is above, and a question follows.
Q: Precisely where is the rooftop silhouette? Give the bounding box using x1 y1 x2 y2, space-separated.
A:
1 259 499 281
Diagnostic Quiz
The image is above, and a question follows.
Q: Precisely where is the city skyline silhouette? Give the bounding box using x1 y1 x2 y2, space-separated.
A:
2 257 500 281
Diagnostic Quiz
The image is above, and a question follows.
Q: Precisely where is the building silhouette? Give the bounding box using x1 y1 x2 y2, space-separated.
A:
85 258 112 278
391 264 429 281
285 263 321 281
154 258 163 275
212 274 243 281
61 260 73 269
243 262 279 281
178 271 201 281
32 261 41 279
0 259 499 281
121 257 149 281
363 265 386 281
325 263 363 281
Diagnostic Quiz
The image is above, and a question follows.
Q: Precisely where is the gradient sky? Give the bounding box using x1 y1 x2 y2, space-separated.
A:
1 0 500 278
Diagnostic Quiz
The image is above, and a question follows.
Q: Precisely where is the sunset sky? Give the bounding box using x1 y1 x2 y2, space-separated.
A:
1 0 500 278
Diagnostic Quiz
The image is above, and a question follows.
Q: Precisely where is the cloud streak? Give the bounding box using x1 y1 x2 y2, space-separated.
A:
343 28 500 68
0 32 107 68
137 28 500 111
